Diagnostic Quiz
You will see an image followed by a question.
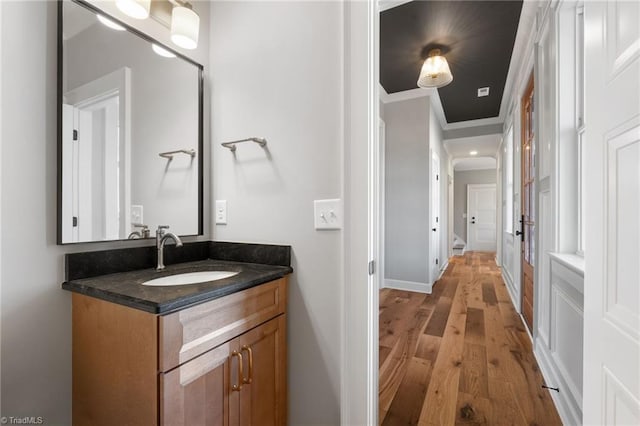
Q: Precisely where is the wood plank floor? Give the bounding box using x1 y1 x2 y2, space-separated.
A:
379 251 562 426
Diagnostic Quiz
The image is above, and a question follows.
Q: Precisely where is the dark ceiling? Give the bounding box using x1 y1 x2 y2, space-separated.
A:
380 1 523 123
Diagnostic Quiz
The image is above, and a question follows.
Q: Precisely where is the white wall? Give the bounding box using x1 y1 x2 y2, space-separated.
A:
453 169 496 240
383 97 431 286
209 2 343 424
0 2 210 423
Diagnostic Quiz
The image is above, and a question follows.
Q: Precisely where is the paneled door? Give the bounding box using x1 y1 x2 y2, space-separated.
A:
520 74 535 333
467 184 497 251
583 1 640 424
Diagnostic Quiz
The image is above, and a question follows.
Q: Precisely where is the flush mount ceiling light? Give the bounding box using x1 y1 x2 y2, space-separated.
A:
116 0 150 20
171 4 200 50
417 49 453 89
97 15 126 31
469 150 478 156
152 44 176 58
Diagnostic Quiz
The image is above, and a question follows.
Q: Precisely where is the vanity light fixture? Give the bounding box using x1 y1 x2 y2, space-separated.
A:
116 0 150 20
152 43 176 58
417 49 453 89
171 3 200 50
97 15 126 31
469 150 478 156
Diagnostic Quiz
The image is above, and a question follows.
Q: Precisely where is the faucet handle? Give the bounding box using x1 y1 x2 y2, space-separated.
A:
156 225 170 238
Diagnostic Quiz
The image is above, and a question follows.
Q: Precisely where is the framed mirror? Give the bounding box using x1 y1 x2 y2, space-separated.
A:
57 0 203 244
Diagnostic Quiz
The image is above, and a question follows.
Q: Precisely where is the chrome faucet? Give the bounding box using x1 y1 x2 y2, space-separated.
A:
156 225 183 270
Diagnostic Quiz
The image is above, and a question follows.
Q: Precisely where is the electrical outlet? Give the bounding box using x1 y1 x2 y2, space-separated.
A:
215 200 227 225
314 199 342 230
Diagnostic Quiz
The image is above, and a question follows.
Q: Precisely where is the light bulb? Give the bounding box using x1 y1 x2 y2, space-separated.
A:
152 44 176 58
97 15 125 31
116 0 150 20
171 6 199 50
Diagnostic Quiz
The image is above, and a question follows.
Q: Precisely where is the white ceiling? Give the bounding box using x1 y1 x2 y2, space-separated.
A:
453 157 497 171
63 2 95 40
444 133 502 159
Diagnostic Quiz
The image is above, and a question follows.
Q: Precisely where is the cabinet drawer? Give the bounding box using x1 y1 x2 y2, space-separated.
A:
159 278 287 371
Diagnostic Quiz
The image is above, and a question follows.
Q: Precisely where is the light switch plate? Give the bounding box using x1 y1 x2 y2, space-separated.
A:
215 200 227 225
131 205 143 225
314 199 342 230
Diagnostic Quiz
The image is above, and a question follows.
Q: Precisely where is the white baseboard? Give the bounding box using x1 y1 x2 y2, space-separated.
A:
501 268 520 313
534 341 583 426
383 279 432 294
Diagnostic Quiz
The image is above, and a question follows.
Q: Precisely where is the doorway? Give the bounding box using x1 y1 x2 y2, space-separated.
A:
466 183 497 251
520 74 535 333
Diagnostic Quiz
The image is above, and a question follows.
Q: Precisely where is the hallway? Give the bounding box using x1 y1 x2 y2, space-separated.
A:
379 252 562 425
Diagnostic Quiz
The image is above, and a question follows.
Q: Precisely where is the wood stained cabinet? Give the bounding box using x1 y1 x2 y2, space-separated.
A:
161 315 286 426
72 277 288 426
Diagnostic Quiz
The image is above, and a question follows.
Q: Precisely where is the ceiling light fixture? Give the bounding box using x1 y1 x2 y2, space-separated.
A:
417 49 453 89
97 15 126 31
116 0 150 20
152 44 176 58
171 4 200 50
469 150 478 156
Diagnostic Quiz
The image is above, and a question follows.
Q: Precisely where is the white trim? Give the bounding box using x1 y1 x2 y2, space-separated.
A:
548 252 585 277
341 0 378 424
378 118 386 290
379 84 503 131
0 1 3 414
535 342 583 426
384 279 433 294
378 0 413 12
379 85 429 104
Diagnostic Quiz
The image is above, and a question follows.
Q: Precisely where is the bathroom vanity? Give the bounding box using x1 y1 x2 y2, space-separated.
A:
63 242 291 426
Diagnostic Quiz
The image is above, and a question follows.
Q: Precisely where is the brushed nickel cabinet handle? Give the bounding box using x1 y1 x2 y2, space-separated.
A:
231 350 244 391
241 345 253 384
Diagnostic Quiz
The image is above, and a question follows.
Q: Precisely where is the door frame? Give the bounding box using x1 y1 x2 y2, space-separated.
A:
430 150 440 281
466 183 497 251
520 73 535 334
378 118 386 289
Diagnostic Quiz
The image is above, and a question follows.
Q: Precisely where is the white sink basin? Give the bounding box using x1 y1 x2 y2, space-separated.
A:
142 271 239 286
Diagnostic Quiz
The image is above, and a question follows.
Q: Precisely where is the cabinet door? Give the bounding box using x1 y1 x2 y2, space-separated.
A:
161 341 234 426
238 315 287 426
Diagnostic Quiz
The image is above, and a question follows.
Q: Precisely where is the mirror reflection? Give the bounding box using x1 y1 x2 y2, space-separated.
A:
59 0 202 244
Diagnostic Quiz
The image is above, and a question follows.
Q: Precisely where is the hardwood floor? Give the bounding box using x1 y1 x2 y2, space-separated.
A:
379 252 562 426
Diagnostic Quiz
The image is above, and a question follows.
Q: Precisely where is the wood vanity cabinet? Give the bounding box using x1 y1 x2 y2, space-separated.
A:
72 277 287 426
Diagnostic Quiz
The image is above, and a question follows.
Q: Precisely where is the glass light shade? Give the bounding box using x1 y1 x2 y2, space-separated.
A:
417 52 453 88
116 0 150 20
171 6 200 50
152 44 176 58
97 15 126 31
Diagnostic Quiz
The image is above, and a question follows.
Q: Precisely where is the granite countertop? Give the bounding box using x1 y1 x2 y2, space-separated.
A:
63 259 292 314
62 241 292 314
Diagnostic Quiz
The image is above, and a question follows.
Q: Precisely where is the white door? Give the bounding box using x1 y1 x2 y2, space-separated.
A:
431 151 440 281
583 1 640 425
467 184 497 251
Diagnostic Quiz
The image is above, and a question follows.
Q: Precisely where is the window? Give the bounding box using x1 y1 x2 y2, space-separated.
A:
504 125 514 234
